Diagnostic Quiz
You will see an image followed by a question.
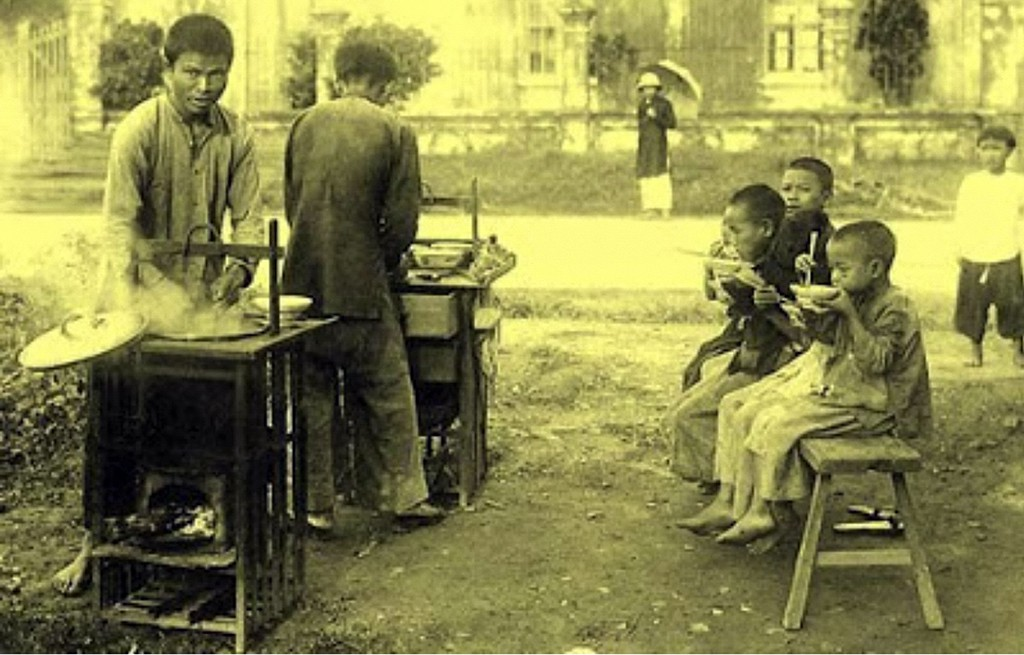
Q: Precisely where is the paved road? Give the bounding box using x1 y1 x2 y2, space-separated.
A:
0 212 958 295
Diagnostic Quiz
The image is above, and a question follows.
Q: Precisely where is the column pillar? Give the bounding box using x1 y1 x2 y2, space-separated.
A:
664 0 688 60
310 0 348 104
820 0 854 106
67 0 113 133
558 0 596 112
558 1 596 152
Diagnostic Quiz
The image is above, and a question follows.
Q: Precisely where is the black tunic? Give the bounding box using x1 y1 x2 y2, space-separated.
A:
635 94 676 178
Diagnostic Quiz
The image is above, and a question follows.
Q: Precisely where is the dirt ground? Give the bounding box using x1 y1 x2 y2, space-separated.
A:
3 312 1024 653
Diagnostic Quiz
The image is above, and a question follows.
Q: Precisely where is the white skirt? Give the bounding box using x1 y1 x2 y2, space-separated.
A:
639 173 672 211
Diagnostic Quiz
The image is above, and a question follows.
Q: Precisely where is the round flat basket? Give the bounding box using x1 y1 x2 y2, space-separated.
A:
18 311 148 371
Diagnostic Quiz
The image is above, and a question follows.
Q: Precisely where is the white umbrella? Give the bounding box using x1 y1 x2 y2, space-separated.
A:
642 59 703 102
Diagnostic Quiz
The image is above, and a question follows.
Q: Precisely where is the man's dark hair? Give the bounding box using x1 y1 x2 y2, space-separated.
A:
728 184 786 232
978 124 1017 150
832 219 897 271
334 41 398 86
164 14 234 65
786 156 834 194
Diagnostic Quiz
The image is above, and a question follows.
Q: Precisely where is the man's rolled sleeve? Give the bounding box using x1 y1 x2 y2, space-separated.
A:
102 120 148 278
226 123 264 283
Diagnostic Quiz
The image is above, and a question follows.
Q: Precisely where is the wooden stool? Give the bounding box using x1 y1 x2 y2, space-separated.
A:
783 436 945 631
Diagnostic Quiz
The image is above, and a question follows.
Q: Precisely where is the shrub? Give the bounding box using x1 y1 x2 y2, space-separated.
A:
283 19 440 109
854 0 930 106
283 30 317 110
93 19 164 113
589 31 639 112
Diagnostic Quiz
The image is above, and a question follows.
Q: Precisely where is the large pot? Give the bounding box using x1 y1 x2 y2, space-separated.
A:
147 306 267 342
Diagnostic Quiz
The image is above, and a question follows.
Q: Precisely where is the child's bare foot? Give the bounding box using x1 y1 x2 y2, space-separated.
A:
746 502 800 555
677 498 735 536
716 512 776 544
52 551 91 596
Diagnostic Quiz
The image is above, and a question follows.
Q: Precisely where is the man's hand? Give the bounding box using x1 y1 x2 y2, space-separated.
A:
210 264 248 306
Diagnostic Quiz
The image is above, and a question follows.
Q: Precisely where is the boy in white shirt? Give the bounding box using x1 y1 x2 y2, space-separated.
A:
953 125 1024 367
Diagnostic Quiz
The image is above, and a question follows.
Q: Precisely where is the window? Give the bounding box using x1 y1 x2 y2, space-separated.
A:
768 24 795 71
523 0 557 76
766 4 825 73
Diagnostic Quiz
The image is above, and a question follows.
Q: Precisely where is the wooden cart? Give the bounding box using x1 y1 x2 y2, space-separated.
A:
393 180 515 506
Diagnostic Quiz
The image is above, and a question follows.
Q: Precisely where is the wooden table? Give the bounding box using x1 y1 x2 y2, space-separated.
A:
86 319 333 653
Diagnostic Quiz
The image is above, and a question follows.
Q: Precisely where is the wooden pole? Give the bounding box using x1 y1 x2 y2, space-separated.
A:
269 219 280 335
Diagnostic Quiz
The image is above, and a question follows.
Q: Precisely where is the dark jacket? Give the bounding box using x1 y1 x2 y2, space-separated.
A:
683 211 835 387
772 209 835 285
636 94 676 178
282 96 421 319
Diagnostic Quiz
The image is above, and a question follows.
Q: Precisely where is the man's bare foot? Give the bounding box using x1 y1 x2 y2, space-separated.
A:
677 501 735 536
52 551 91 596
716 512 776 545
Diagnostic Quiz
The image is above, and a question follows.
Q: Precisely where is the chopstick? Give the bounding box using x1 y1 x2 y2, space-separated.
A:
802 231 818 286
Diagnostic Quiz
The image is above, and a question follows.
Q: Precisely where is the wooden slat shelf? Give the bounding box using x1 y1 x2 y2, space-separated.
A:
94 543 236 570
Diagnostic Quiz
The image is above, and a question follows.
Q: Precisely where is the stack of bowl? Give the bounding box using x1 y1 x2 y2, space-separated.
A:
249 294 313 324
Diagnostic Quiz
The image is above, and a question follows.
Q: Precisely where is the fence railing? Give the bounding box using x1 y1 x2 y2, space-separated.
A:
0 18 73 162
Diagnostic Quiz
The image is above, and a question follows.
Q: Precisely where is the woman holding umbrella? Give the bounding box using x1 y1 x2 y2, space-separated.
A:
635 70 677 218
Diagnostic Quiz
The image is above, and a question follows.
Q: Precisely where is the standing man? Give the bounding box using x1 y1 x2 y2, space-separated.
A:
53 13 263 595
282 42 443 530
635 70 677 218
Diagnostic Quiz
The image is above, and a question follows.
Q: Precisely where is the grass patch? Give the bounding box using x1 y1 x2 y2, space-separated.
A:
0 127 964 218
495 286 956 332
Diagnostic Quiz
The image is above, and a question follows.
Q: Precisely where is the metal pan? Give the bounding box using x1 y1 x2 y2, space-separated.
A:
146 309 268 342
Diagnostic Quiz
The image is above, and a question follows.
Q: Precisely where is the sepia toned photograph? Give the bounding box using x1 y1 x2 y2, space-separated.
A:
0 0 1021 652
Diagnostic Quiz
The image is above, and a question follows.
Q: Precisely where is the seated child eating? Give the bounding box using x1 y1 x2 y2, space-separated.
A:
667 184 807 488
680 156 835 392
678 220 932 544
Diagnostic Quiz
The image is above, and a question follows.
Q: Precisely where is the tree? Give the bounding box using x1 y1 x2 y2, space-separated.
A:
341 19 440 106
588 31 639 111
283 19 440 110
283 30 317 110
854 0 930 106
93 19 165 113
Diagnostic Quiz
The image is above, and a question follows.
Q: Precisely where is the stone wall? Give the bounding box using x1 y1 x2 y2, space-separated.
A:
384 110 995 164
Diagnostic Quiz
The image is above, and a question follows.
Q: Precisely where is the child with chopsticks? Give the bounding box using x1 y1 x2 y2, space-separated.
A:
679 157 836 392
678 220 932 545
671 159 837 495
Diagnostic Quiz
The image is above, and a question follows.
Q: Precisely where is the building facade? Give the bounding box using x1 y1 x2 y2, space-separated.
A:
5 0 1024 157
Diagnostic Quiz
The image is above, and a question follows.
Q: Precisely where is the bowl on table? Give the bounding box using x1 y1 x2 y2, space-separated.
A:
249 294 313 322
